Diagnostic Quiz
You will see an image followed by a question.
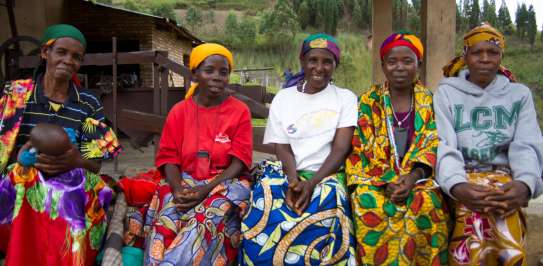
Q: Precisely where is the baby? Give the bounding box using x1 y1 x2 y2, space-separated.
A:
18 123 76 167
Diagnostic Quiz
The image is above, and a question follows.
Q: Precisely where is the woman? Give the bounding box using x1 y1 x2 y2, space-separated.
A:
140 43 253 265
0 24 120 265
240 33 358 265
346 32 449 265
436 23 543 265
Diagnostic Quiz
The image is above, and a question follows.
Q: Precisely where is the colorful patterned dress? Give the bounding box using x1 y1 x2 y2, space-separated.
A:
0 164 113 266
142 172 252 265
345 83 450 265
240 160 358 266
0 79 121 266
448 170 527 266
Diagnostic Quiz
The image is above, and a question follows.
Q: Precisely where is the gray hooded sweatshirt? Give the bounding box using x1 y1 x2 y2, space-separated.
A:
434 69 543 198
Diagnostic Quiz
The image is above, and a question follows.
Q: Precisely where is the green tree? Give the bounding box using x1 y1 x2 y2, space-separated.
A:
297 0 312 30
482 0 497 26
121 0 145 13
148 1 178 23
526 5 537 48
237 17 257 48
515 3 528 39
259 0 300 49
497 0 514 35
313 0 343 35
224 11 239 47
352 0 364 29
205 10 215 24
351 0 372 30
468 0 481 29
456 2 464 32
185 7 203 31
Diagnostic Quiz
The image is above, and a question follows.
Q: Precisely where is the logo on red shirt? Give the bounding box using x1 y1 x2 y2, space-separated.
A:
215 132 231 143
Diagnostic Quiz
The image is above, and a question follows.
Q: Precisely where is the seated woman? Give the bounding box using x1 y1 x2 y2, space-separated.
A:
346 32 449 265
240 33 357 265
0 24 120 266
436 23 543 265
139 43 253 265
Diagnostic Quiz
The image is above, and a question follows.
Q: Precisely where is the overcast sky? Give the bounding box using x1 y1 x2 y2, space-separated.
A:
504 0 542 27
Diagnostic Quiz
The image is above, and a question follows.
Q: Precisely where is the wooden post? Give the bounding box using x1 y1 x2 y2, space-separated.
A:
152 54 160 156
421 0 456 90
371 0 393 84
112 37 118 172
160 67 169 116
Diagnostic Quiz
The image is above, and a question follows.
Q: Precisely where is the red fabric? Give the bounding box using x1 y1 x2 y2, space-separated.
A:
118 170 161 206
380 39 422 60
0 224 10 253
156 96 253 180
4 199 98 266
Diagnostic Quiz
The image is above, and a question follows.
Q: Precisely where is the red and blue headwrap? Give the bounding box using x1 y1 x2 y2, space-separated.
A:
299 33 341 64
380 31 424 61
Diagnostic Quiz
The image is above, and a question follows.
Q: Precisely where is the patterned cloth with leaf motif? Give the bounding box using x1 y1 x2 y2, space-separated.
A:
0 78 121 173
240 160 358 266
449 171 526 266
0 163 112 266
345 83 450 265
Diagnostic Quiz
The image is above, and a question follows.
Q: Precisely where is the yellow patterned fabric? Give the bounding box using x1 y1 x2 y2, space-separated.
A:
346 83 450 265
346 83 438 185
449 171 527 266
442 23 516 82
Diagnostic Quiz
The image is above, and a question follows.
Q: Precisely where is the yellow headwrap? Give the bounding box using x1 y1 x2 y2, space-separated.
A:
442 23 514 81
185 43 234 99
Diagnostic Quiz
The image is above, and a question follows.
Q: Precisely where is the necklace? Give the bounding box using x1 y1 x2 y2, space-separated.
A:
391 92 414 128
301 81 307 93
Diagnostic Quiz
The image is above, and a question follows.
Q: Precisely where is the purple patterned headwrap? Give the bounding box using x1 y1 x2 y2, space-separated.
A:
299 33 341 64
284 33 341 88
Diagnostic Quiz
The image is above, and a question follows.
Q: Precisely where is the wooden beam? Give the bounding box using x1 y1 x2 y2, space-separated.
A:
371 0 392 84
421 0 456 90
18 51 161 68
155 53 192 78
160 67 169 115
118 109 165 134
153 63 160 115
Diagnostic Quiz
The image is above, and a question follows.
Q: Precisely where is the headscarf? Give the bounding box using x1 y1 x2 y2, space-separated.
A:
284 33 341 88
41 24 87 49
380 31 424 61
38 24 87 86
185 43 234 99
442 23 516 81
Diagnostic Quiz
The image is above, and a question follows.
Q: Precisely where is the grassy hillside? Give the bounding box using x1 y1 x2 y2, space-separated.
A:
232 32 372 94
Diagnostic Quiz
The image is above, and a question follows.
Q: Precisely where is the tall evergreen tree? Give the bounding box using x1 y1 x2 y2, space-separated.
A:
526 5 537 48
457 0 465 32
468 0 481 29
352 0 364 29
497 0 513 35
315 0 343 35
515 3 529 39
482 0 497 26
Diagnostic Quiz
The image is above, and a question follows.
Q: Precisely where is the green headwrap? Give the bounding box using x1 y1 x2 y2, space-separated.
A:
40 24 87 49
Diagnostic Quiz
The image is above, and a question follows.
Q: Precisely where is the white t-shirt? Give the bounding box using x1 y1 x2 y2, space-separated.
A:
263 84 358 171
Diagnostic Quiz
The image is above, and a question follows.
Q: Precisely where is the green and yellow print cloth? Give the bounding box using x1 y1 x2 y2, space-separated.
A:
346 83 450 265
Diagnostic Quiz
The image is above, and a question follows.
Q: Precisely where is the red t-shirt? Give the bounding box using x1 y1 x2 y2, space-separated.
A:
156 96 253 180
